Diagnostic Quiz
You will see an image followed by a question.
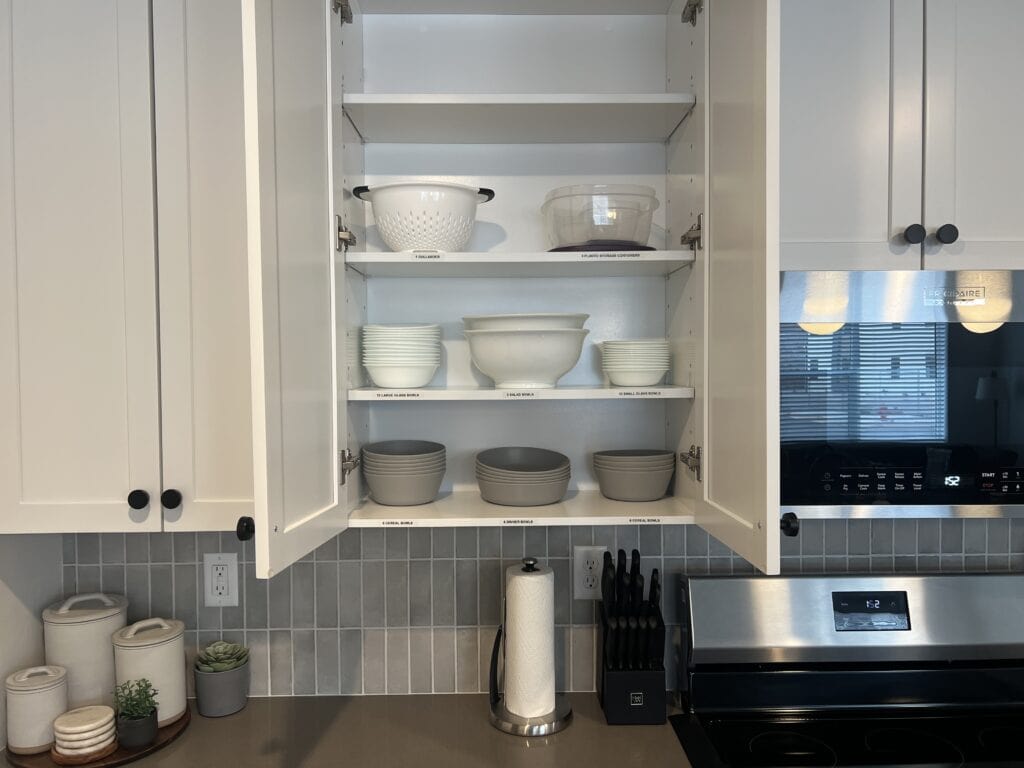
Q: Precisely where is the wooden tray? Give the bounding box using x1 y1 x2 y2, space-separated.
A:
7 708 189 768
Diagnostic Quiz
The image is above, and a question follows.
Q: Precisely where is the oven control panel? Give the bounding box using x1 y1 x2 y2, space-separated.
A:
832 591 910 632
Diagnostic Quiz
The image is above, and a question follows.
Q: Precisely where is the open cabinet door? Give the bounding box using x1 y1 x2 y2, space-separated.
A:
695 0 781 574
241 0 350 578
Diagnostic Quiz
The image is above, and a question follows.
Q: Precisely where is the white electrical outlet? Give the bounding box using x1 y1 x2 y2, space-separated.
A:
573 545 608 600
203 552 238 607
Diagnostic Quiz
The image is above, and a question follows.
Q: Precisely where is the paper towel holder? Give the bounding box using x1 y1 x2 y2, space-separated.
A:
488 557 573 737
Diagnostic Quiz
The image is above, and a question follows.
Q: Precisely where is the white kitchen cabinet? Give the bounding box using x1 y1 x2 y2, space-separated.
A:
0 0 163 533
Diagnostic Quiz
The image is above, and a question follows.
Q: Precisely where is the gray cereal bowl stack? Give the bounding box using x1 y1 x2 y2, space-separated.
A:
593 449 675 502
363 440 446 506
476 447 570 506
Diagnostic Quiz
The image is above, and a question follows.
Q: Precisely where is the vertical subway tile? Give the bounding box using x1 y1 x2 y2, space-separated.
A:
386 561 409 627
478 560 502 627
293 630 317 695
571 527 593 546
246 630 270 696
478 627 497 693
149 534 173 563
62 566 77 597
100 533 125 564
940 520 964 553
101 566 125 596
524 527 547 558
501 528 524 559
77 534 99 565
847 556 870 573
362 561 386 627
315 630 340 695
340 629 363 695
708 557 732 574
386 529 409 560
218 531 243 559
386 629 410 694
269 630 293 695
893 555 918 573
174 563 198 629
125 534 149 564
661 558 685 625
478 528 500 558
245 562 269 629
824 556 848 573
799 520 823 556
781 524 801 556
964 519 987 554
338 529 361 560
550 559 571 625
363 629 386 694
222 578 245 631
362 530 385 559
432 560 455 626
62 534 77 565
870 520 894 555
824 522 847 555
455 628 478 693
733 557 757 574
571 626 595 693
409 529 432 559
196 532 220 561
848 520 870 556
917 555 941 572
338 562 362 628
940 555 964 572
616 526 639 553
456 560 478 625
433 628 456 693
639 526 662 556
663 526 685 556
571 596 594 625
409 628 432 694
150 564 173 619
590 526 614 551
993 519 1013 553
173 533 197 563
894 520 918 555
708 534 732 558
686 528 710 557
314 535 338 562
547 527 571 557
554 626 569 692
409 560 432 627
964 554 988 572
315 562 339 628
917 520 940 554
269 570 292 628
870 555 895 573
457 528 478 558
291 562 315 629
431 529 454 558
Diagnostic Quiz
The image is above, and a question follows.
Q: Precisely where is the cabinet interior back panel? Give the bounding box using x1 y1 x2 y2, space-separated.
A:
361 15 668 94
361 143 668 252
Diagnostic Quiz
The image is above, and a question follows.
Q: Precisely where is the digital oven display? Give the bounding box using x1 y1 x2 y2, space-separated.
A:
832 591 910 631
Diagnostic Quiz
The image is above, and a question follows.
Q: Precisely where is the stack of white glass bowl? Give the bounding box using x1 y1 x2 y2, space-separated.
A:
362 324 441 388
463 313 589 389
476 447 570 506
362 440 446 506
593 449 675 502
601 339 670 387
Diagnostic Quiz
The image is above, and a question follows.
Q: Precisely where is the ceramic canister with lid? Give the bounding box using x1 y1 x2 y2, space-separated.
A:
112 618 186 727
43 593 128 708
4 666 68 755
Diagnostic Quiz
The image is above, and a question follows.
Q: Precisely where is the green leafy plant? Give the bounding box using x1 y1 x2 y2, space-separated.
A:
114 679 158 720
195 640 249 673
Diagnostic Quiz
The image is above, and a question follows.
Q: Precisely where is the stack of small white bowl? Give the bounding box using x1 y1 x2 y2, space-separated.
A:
601 339 670 387
52 705 117 761
362 324 441 389
362 440 446 506
463 313 589 389
593 449 675 502
476 447 571 507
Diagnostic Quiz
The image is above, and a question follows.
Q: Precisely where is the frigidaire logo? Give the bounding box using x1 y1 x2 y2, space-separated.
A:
923 286 986 307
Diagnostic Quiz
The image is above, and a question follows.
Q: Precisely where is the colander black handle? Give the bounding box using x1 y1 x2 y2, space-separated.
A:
352 185 370 201
477 187 495 203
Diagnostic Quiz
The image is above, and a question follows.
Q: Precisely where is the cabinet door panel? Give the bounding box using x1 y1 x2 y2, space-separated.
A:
924 0 1024 269
698 0 781 574
241 0 349 578
154 0 254 532
781 0 924 271
0 0 161 532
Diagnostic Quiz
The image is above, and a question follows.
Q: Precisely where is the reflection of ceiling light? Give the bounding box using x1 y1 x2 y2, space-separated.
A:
962 322 1004 334
798 321 845 335
798 273 849 335
956 271 1011 333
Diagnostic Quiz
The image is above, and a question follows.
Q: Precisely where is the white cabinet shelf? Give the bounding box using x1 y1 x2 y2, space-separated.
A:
344 250 694 278
342 93 696 144
349 490 693 528
348 385 694 402
357 0 674 13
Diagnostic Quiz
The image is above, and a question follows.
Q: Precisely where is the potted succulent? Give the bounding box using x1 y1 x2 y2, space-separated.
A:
114 679 159 749
194 640 250 717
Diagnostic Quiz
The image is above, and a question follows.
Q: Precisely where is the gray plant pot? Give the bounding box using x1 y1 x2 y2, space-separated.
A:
194 660 250 718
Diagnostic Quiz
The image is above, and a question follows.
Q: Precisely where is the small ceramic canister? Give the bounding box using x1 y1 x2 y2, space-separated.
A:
4 665 68 755
112 618 186 727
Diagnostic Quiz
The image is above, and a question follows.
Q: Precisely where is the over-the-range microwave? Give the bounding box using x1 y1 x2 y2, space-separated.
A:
780 270 1024 518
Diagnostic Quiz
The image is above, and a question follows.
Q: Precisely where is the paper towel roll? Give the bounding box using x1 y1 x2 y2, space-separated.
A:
504 563 555 718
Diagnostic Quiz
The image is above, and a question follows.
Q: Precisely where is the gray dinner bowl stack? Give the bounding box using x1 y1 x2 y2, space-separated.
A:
592 449 675 502
475 446 571 506
362 440 446 506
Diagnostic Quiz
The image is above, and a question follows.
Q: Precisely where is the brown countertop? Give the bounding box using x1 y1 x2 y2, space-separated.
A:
126 694 689 768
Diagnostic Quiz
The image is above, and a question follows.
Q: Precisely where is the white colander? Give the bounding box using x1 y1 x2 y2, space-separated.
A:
354 181 495 253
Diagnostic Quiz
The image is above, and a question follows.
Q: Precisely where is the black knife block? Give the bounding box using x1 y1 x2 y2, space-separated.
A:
596 610 667 725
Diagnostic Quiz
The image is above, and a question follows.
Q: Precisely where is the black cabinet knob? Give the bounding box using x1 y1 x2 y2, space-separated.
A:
936 223 960 244
902 224 926 244
160 489 182 510
236 516 255 542
127 490 150 510
780 511 800 537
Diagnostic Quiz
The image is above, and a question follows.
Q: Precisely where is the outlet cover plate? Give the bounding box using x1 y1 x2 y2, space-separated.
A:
573 545 608 600
203 552 239 607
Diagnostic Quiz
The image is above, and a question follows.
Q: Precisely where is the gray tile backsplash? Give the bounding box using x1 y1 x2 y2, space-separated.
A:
62 520 1024 696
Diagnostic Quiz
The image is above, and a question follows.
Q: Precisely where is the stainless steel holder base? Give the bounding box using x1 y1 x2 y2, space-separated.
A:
489 694 573 737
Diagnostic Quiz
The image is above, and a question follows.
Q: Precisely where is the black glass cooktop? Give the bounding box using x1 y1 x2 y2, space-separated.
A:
671 711 1024 768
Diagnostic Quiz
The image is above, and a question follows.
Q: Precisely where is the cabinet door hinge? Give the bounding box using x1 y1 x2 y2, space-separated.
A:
336 214 357 251
340 449 361 485
681 0 703 26
681 213 703 251
680 445 702 482
331 0 353 25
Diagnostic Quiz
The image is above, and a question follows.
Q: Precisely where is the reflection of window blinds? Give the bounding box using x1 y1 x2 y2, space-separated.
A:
780 324 948 443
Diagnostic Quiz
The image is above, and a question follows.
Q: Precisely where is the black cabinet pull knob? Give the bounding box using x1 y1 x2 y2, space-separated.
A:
902 224 926 244
236 516 255 542
936 223 960 244
160 489 182 510
780 511 801 537
127 490 150 510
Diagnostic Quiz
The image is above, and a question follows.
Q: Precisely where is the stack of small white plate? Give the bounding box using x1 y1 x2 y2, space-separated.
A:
601 339 670 387
53 705 117 760
362 324 441 388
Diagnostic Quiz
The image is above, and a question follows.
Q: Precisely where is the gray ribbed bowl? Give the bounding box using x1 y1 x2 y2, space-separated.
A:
477 476 570 507
594 465 674 502
363 440 445 459
364 468 445 506
476 447 569 473
476 469 570 485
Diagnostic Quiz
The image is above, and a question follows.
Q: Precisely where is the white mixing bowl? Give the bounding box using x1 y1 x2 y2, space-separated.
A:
464 329 589 389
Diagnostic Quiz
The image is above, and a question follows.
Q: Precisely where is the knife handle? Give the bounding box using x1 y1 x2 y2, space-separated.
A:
616 617 628 671
638 616 650 670
627 617 639 671
631 573 644 615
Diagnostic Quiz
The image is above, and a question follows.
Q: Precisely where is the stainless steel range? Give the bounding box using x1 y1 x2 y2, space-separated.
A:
672 575 1024 767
